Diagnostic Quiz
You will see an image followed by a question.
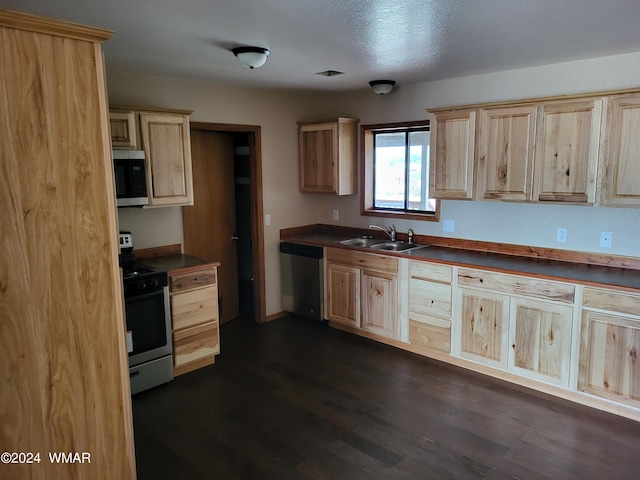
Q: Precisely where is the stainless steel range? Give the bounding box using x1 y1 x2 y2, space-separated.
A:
120 232 173 394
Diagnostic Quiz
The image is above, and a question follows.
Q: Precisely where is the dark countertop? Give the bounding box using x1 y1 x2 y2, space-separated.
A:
282 232 640 292
138 254 220 275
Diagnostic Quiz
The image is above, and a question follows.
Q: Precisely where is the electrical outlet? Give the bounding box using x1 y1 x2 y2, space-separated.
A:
600 231 612 248
443 219 455 233
557 228 567 243
332 209 339 221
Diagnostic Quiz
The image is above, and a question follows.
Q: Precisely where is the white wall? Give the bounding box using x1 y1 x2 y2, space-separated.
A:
312 51 640 257
108 50 640 317
108 73 328 316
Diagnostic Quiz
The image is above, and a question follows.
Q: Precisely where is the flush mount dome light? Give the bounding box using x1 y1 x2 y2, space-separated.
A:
232 46 270 69
369 80 396 95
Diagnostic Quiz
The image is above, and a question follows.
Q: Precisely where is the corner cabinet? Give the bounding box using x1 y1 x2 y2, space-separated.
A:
298 118 358 195
110 107 194 206
169 266 220 376
325 247 399 339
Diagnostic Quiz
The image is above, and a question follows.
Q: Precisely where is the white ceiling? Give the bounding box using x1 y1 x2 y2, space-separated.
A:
3 0 640 92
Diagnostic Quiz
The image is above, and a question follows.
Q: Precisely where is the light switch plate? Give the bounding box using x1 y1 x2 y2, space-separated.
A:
265 214 271 226
333 209 339 221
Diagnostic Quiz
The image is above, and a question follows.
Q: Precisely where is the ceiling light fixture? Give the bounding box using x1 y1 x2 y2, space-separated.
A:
232 46 270 69
369 80 396 95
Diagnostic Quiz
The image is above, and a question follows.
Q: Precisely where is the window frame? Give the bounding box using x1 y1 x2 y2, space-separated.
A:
361 120 439 222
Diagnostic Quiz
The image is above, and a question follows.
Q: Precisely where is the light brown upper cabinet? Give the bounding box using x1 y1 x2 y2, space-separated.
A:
429 109 476 199
109 111 138 149
298 118 358 195
110 107 194 207
534 98 603 204
601 93 640 207
476 105 537 201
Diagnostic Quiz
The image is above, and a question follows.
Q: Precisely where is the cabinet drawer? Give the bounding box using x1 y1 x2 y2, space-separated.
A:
409 313 451 352
409 261 452 283
409 277 452 319
458 268 575 303
171 285 218 330
327 247 398 274
170 268 217 293
582 287 640 317
173 321 219 368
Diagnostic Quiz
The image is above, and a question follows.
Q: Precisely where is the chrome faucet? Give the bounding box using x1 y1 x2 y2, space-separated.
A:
369 224 396 241
407 228 414 244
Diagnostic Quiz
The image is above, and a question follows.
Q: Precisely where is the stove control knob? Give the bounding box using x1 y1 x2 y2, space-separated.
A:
139 280 147 289
150 278 159 287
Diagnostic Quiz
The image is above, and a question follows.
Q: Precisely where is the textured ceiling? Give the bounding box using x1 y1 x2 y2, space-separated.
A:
3 0 640 92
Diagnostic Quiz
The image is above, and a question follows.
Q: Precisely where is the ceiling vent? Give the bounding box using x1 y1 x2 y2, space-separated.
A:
315 70 344 77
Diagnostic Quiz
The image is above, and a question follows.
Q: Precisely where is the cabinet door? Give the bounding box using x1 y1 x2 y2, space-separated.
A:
299 123 337 193
360 269 398 339
109 111 138 149
326 262 359 327
476 105 536 201
534 99 602 204
601 93 640 206
140 112 194 206
459 288 510 368
509 298 573 386
430 109 476 199
173 321 219 376
578 310 640 407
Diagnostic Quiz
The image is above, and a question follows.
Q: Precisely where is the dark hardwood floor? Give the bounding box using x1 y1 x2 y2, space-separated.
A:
132 315 640 479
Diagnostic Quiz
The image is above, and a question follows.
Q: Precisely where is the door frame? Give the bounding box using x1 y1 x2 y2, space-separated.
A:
190 122 266 323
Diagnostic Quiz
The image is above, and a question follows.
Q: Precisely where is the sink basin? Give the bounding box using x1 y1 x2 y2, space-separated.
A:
340 237 386 248
369 241 426 252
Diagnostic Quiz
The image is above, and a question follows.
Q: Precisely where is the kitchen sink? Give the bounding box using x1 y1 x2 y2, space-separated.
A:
340 237 386 248
368 241 427 252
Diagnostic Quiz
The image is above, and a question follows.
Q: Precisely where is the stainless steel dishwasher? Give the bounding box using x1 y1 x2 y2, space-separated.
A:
280 242 324 320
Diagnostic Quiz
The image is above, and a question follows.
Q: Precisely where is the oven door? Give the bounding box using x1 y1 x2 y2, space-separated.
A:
125 286 172 368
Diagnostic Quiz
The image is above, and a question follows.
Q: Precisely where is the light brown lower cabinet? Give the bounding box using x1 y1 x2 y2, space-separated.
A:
457 268 574 386
169 266 220 376
579 287 640 408
408 261 453 352
325 247 399 339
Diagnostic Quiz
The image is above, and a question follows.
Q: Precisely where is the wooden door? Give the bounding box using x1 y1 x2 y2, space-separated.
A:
509 298 573 386
578 310 640 408
534 99 602 204
360 269 398 339
183 130 239 324
140 112 194 206
326 262 359 327
429 109 476 199
602 93 640 206
459 288 510 368
476 105 537 201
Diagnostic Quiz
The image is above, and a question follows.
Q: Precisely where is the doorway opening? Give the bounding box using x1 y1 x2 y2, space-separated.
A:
183 122 265 324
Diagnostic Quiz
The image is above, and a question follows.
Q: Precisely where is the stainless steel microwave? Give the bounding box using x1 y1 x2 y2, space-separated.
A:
113 150 149 207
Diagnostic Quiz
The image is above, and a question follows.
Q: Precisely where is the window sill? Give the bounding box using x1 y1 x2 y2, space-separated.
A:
361 207 440 222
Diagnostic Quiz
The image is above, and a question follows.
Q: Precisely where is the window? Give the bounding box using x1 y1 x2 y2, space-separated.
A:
362 121 438 221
